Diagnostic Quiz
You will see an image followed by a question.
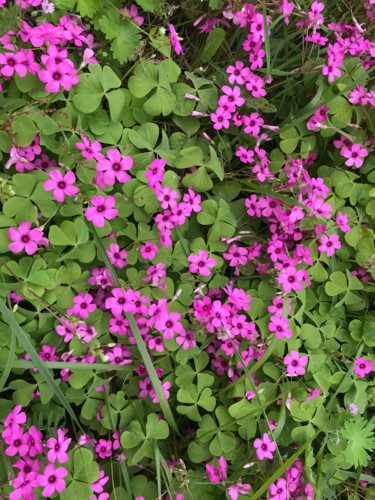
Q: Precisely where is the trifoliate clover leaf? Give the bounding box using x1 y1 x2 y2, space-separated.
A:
341 417 375 468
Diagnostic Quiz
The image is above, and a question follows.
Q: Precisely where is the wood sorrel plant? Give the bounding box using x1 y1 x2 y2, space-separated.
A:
0 0 374 499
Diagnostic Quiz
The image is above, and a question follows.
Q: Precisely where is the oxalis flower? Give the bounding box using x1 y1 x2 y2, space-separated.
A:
284 350 308 376
253 433 276 460
8 222 46 255
37 464 68 497
85 195 118 227
187 250 216 276
43 169 79 202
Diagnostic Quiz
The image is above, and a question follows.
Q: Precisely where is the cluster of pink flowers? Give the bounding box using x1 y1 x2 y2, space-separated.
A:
2 405 117 499
0 9 99 95
206 456 252 499
2 405 70 499
268 459 313 499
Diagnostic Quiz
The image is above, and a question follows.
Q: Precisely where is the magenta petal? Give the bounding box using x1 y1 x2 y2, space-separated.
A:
43 179 56 191
104 208 118 220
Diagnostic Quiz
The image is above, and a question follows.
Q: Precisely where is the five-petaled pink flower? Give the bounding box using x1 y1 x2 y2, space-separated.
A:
284 350 308 376
254 433 276 460
96 149 133 185
318 233 341 257
340 143 368 168
37 464 68 497
86 195 118 227
43 169 79 202
67 292 97 319
8 222 45 255
353 357 373 378
46 429 71 463
188 250 216 276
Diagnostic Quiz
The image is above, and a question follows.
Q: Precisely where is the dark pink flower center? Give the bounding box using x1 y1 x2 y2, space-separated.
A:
22 235 29 243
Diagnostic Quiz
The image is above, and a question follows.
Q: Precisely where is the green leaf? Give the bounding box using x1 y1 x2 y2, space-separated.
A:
121 421 145 448
342 418 375 467
49 221 77 246
128 61 159 98
75 0 102 16
135 0 161 11
325 271 347 296
73 73 103 114
175 147 204 169
144 87 177 116
12 115 38 147
73 448 100 483
128 122 159 150
99 11 142 64
199 28 226 63
146 413 169 440
182 167 213 193
102 65 121 92
106 89 126 122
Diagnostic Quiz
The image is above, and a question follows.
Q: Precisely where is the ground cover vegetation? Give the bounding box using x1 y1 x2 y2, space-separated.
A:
0 0 374 498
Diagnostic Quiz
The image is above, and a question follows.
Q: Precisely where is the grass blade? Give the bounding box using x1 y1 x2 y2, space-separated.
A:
0 297 83 432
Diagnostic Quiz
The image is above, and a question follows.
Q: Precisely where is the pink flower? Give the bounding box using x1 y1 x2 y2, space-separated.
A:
243 112 264 136
146 159 165 188
4 427 29 457
67 293 97 319
175 329 197 350
278 266 305 293
353 357 374 378
4 405 26 430
306 388 321 402
43 169 79 202
254 433 276 460
226 61 250 85
39 345 59 362
86 195 118 227
268 316 293 340
0 51 27 78
46 429 71 463
155 311 184 339
236 146 254 164
223 245 248 267
269 478 287 500
336 211 350 233
91 469 109 493
96 150 133 185
211 107 232 130
318 233 341 257
121 3 144 25
219 85 245 111
76 136 102 161
140 242 158 260
206 456 227 483
38 60 79 93
107 243 128 269
169 24 183 55
340 143 368 168
188 250 216 276
105 288 135 316
284 350 308 376
8 222 45 255
37 464 68 497
95 439 112 459
27 426 43 457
